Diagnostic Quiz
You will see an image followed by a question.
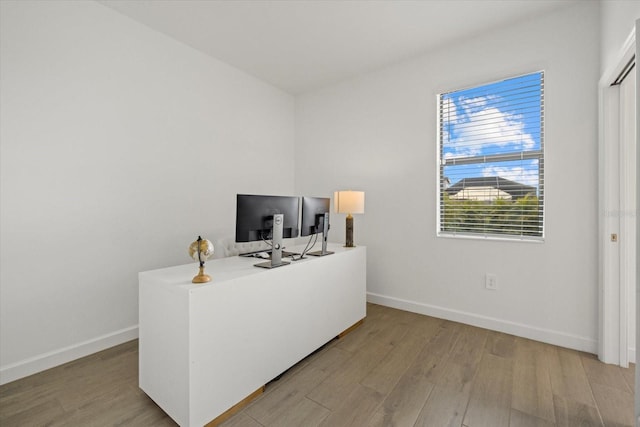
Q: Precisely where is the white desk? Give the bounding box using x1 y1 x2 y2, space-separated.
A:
139 244 366 427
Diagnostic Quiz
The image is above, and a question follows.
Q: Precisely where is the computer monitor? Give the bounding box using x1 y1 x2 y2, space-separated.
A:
301 196 333 257
235 194 300 268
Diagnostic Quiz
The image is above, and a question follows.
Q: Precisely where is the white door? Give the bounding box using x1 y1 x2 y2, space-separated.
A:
619 64 636 366
598 31 636 367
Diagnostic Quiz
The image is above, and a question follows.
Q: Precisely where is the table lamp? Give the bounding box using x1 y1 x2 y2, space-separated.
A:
334 190 365 247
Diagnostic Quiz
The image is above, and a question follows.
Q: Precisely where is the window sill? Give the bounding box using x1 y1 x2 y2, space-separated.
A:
437 232 545 243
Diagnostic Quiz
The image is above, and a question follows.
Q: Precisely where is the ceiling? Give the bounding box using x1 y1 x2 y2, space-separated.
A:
98 0 577 94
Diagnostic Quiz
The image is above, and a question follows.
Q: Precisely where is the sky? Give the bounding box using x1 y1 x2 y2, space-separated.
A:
440 72 543 190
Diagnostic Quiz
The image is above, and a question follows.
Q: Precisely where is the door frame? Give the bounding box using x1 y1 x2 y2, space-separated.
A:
598 27 636 367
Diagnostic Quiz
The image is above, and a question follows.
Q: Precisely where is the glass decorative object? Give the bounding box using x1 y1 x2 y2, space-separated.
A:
188 236 214 283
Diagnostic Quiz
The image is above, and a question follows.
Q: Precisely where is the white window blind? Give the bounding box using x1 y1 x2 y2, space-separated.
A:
438 71 544 240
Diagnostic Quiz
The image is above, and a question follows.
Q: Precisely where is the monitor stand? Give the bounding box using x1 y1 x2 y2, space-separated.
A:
255 214 290 268
308 213 334 257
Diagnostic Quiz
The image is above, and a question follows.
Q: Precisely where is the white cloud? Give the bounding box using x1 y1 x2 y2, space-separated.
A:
460 96 489 116
482 162 539 187
443 95 536 158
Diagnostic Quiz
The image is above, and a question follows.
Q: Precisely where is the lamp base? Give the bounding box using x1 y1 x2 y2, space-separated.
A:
192 266 212 283
345 215 354 247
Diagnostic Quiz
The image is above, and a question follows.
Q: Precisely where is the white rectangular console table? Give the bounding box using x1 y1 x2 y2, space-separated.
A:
139 244 366 427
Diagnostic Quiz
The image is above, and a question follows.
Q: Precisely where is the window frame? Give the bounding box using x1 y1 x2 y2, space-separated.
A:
436 71 545 242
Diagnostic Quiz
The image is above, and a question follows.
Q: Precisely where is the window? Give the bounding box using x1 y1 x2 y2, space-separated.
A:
438 71 544 240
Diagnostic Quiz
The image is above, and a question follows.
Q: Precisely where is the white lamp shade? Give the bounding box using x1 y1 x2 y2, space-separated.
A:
334 191 365 215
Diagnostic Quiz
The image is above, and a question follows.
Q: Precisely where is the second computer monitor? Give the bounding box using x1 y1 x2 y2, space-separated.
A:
301 196 333 256
301 197 330 237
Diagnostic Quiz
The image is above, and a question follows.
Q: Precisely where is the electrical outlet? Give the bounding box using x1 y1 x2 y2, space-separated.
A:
485 273 498 290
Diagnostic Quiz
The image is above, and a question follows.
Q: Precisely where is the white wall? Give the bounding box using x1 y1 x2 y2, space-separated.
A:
0 0 294 384
296 2 600 352
601 0 640 76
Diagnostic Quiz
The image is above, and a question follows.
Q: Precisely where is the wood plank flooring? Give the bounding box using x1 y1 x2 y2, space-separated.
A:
0 303 634 427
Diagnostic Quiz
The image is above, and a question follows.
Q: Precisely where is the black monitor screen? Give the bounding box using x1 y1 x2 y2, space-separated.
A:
235 194 300 242
301 197 330 237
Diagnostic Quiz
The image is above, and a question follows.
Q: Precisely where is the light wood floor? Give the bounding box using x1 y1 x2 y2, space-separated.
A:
0 304 634 427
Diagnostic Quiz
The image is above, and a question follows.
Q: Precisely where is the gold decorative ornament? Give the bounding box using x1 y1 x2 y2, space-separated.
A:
189 236 214 283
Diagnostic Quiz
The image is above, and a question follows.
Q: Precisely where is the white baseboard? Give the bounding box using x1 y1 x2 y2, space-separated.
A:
629 347 636 365
367 292 598 354
0 325 139 386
